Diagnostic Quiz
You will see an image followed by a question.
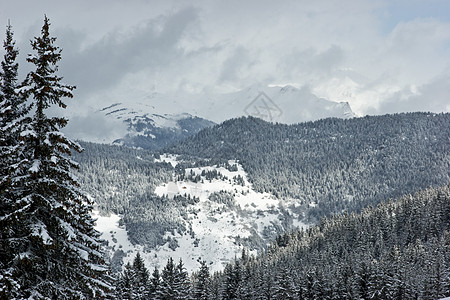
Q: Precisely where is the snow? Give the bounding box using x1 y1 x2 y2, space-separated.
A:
60 220 77 241
92 210 136 254
154 154 179 167
94 158 308 274
31 223 53 245
96 84 356 126
29 160 41 173
20 129 36 138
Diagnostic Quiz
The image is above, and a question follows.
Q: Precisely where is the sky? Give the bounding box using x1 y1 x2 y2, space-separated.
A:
2 0 450 124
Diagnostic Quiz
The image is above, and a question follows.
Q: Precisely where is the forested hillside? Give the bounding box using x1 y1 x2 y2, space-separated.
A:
73 142 191 249
74 143 307 272
115 183 450 299
72 113 450 275
74 141 172 213
168 112 450 221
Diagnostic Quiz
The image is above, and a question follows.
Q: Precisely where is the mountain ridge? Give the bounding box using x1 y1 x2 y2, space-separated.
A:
74 112 450 274
70 84 357 150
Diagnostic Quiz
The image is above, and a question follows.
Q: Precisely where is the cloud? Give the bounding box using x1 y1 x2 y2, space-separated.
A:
374 72 450 114
62 110 128 143
218 46 257 83
58 6 199 99
2 0 450 118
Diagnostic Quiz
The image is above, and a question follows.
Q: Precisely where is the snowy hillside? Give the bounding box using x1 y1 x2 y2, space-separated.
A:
198 84 357 124
93 154 307 273
100 102 215 150
102 84 356 125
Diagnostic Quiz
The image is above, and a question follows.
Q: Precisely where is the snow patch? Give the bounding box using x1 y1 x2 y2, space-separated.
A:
94 159 309 274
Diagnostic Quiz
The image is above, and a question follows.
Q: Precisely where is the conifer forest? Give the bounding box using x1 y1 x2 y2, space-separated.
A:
1 17 449 300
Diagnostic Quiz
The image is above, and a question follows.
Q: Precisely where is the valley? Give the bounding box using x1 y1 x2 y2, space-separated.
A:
72 112 450 277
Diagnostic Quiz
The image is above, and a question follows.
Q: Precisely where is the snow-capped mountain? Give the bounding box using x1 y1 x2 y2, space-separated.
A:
100 102 215 150
90 84 356 149
108 84 356 125
195 84 357 124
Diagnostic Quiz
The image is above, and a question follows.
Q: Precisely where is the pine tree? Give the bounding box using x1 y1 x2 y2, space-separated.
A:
174 259 191 299
3 16 112 298
273 264 294 300
132 252 149 299
116 262 135 300
193 260 211 300
149 266 161 298
221 260 243 300
0 21 31 300
157 257 177 299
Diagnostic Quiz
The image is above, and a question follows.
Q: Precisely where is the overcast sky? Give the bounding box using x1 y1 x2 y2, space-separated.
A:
2 0 450 119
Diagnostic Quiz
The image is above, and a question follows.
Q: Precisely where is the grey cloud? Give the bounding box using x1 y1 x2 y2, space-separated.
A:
219 46 254 83
59 6 199 99
62 110 128 143
375 73 450 114
278 45 345 80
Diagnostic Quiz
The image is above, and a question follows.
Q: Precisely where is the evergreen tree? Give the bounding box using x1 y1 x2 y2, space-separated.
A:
221 260 243 300
3 16 111 298
157 257 177 299
193 260 211 300
174 259 191 299
132 252 149 299
273 264 294 300
149 266 161 298
0 21 31 300
116 262 135 300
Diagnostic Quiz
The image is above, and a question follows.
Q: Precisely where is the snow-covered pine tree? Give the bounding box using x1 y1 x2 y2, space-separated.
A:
0 21 32 299
5 16 112 299
116 262 135 300
192 260 210 300
173 259 191 299
149 266 161 298
156 257 176 300
132 252 149 299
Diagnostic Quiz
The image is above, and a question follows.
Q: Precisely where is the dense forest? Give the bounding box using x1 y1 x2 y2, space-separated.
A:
115 183 450 299
168 113 450 221
72 112 450 273
72 114 450 299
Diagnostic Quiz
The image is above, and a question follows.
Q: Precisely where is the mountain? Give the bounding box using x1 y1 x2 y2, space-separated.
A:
109 84 356 125
74 84 356 150
100 102 216 150
74 112 449 274
168 112 450 219
199 84 357 123
75 142 302 273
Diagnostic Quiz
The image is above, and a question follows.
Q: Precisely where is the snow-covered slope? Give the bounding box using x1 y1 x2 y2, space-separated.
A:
103 84 356 125
93 155 307 274
100 102 215 150
197 84 357 123
70 84 356 148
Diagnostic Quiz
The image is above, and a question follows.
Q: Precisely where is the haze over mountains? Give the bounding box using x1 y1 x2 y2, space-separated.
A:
65 84 356 148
